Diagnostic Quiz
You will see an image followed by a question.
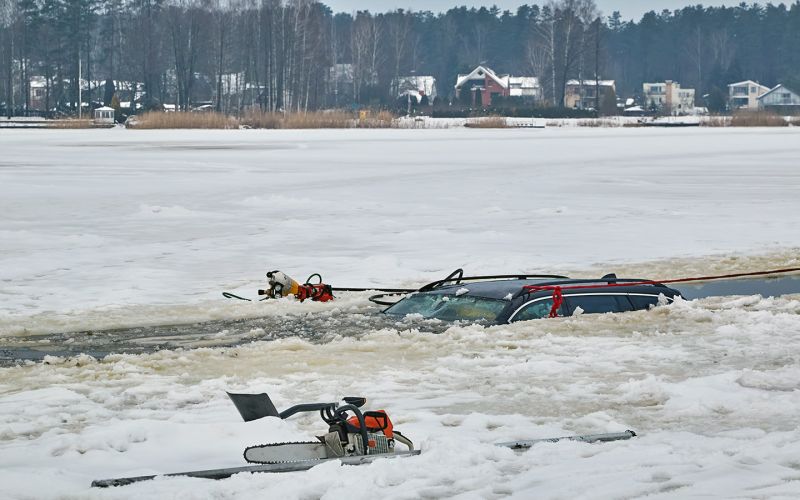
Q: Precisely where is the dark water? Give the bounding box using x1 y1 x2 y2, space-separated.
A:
0 308 453 366
673 275 800 300
2 275 798 367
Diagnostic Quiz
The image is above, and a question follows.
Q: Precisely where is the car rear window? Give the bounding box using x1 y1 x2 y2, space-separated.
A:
628 294 662 310
384 294 508 322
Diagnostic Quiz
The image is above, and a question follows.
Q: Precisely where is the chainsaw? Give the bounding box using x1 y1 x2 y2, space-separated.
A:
91 391 636 488
91 392 419 487
227 391 415 463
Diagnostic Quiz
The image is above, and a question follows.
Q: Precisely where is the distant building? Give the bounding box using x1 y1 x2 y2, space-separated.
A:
29 76 48 111
757 84 800 112
392 75 437 105
455 65 540 107
564 79 616 110
93 106 115 125
643 81 695 115
507 76 540 99
21 76 140 113
728 80 770 110
327 63 355 106
622 105 646 116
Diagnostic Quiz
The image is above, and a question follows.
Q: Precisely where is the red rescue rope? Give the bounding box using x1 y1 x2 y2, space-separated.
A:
523 266 800 317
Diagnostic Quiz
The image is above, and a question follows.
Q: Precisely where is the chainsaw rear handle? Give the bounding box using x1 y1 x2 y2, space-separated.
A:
393 431 414 451
343 397 366 408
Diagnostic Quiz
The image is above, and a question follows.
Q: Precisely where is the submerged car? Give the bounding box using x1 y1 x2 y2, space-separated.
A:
380 270 682 324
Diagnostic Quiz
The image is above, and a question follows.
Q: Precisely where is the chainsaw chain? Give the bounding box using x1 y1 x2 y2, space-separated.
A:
243 441 321 464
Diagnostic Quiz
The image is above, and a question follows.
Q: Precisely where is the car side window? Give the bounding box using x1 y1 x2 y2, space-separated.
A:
512 299 563 322
629 294 661 310
564 294 626 315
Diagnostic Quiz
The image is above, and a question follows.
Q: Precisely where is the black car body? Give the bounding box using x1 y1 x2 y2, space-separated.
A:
381 273 682 324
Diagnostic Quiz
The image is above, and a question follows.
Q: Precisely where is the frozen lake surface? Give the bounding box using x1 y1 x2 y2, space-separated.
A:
2 127 800 319
1 128 799 499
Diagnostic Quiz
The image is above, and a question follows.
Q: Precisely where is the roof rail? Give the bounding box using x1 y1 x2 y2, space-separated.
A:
369 270 571 307
418 268 569 292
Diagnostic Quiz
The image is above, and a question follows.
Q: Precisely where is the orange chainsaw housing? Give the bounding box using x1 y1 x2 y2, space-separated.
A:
346 410 394 440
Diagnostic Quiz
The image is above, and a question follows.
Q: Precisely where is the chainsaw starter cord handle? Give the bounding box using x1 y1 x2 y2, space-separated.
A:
335 405 370 454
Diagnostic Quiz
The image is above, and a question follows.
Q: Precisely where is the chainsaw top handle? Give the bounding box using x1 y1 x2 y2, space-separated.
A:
278 402 338 420
279 396 366 420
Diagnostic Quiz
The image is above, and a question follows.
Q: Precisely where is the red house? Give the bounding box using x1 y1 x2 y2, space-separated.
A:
454 65 540 106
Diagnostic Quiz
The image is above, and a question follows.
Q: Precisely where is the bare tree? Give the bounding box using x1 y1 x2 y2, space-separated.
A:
0 0 14 116
460 20 489 66
535 5 557 105
574 0 599 107
128 0 164 112
259 0 276 111
409 32 421 72
709 28 735 76
237 0 260 109
552 0 597 107
685 25 704 95
351 11 380 103
166 0 204 111
386 9 411 81
213 0 231 112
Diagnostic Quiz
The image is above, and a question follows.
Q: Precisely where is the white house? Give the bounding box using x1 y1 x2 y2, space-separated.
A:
508 76 541 99
643 80 695 115
93 106 115 125
565 79 616 110
392 75 437 105
728 80 769 110
757 84 800 111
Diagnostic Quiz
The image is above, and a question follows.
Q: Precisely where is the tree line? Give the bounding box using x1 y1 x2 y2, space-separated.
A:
1 0 799 116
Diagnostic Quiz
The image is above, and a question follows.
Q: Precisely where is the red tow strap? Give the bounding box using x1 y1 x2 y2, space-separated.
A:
522 266 800 318
549 287 563 317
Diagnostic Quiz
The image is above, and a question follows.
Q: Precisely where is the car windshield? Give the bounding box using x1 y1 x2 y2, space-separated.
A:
384 293 508 322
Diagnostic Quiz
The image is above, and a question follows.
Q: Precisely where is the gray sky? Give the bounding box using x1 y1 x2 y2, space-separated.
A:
324 0 735 21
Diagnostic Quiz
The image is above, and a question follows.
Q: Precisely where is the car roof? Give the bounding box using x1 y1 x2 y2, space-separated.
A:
425 278 672 300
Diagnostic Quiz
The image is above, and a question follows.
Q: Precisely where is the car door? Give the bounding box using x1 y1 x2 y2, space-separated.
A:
508 297 565 322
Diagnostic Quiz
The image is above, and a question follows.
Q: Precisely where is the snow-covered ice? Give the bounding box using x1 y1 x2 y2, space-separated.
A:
2 127 799 320
1 127 799 499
